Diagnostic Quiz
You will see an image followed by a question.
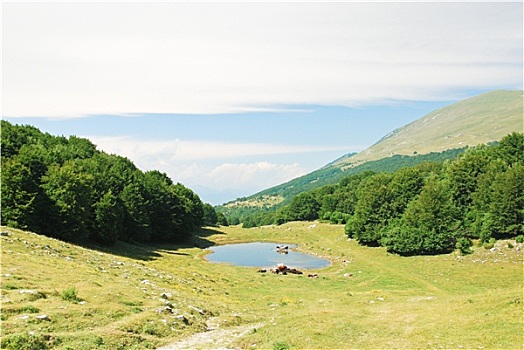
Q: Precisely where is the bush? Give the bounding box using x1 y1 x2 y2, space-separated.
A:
483 242 495 249
380 224 456 256
273 341 291 350
1 332 54 350
516 235 524 243
61 287 82 303
456 237 473 255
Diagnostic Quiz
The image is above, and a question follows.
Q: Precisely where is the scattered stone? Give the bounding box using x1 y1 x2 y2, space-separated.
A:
158 306 173 314
343 273 353 277
377 297 385 301
35 314 50 321
189 305 205 315
19 315 30 320
0 231 9 236
175 314 190 325
308 274 318 278
19 289 37 294
160 292 172 300
257 269 267 273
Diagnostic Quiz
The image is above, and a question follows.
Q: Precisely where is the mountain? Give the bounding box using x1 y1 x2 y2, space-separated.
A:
220 90 523 211
334 90 523 170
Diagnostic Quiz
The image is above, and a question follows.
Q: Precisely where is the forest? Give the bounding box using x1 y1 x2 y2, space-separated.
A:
2 120 522 256
1 121 224 245
240 132 524 255
219 147 467 224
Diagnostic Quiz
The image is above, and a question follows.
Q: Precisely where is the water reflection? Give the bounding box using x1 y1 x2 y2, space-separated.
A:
206 242 330 269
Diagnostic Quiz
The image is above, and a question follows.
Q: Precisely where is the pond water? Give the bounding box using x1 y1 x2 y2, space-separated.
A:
206 242 330 269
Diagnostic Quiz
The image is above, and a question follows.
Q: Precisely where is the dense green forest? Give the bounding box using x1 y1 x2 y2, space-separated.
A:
1 121 224 245
240 133 524 255
219 147 467 225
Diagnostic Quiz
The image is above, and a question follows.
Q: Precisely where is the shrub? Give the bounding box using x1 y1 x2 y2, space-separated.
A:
3 305 40 315
27 291 47 301
61 287 82 303
483 242 495 249
456 237 473 255
273 341 291 350
516 235 524 243
1 332 53 350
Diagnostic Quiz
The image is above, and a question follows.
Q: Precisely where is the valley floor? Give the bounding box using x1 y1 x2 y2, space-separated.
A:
1 222 522 349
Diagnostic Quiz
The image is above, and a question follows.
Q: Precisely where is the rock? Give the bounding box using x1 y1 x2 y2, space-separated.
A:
257 269 267 273
19 289 37 294
35 314 50 321
343 273 353 277
189 305 205 315
308 274 318 278
158 306 173 314
0 231 9 236
175 314 190 325
160 292 172 300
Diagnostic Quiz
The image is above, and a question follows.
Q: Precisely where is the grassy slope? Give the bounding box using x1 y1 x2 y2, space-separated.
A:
1 224 522 349
336 90 523 169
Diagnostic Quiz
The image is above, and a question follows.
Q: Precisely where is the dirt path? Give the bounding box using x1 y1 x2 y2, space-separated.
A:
157 323 263 350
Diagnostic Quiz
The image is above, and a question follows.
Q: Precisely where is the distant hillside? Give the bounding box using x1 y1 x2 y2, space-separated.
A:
220 90 523 212
335 90 523 169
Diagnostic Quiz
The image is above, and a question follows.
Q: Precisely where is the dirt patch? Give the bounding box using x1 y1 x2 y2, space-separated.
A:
157 322 263 350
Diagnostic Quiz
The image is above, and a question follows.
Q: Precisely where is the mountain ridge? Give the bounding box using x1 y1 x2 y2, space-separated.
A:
336 89 523 169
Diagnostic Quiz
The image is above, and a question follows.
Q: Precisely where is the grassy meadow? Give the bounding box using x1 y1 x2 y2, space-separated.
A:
1 222 522 349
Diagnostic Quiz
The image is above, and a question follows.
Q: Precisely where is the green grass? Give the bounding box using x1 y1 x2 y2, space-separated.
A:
337 90 523 169
1 223 522 349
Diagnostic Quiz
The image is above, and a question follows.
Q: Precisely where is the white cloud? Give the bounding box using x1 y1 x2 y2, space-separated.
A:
86 136 349 163
3 2 522 118
205 162 305 191
84 135 319 203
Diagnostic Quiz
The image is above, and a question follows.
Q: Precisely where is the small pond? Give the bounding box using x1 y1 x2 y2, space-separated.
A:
206 242 330 269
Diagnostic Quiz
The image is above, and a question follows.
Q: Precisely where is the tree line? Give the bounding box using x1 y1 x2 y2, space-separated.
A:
240 133 524 255
218 147 466 225
1 121 226 245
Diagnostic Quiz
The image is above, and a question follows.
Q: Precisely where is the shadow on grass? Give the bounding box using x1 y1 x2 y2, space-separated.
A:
84 226 226 261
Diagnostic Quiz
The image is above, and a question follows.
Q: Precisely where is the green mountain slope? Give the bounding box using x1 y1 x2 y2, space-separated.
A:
336 89 523 169
221 90 523 211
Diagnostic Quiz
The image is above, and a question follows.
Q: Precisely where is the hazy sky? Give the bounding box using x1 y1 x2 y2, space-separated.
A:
2 1 523 204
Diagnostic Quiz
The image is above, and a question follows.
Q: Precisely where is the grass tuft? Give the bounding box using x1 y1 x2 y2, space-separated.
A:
61 287 82 303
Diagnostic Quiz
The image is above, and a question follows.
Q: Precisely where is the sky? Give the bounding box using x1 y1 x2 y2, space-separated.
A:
2 1 523 204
